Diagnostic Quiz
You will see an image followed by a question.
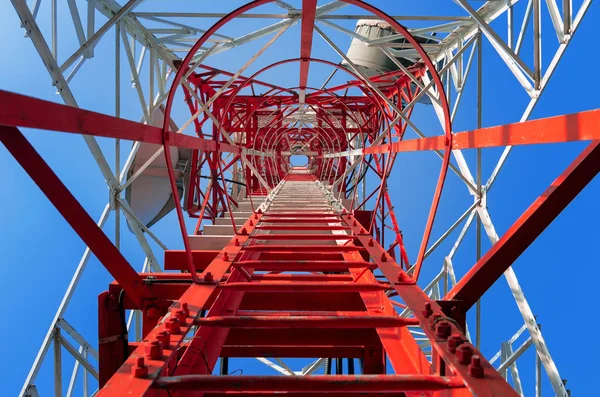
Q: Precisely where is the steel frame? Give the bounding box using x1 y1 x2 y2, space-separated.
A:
1 0 595 396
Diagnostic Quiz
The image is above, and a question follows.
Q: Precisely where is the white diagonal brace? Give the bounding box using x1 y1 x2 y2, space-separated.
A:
476 203 568 397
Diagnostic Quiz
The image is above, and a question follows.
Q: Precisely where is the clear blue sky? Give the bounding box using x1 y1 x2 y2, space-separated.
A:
1 1 599 395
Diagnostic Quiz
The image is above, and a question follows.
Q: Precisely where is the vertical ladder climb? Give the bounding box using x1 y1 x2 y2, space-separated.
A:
98 167 520 396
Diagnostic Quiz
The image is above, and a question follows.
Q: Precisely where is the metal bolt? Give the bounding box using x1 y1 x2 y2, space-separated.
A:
241 228 248 235
254 214 259 220
360 228 366 234
234 238 240 246
368 239 374 247
222 252 229 261
204 272 214 283
166 317 181 335
435 321 451 340
397 272 405 282
145 340 163 360
381 253 387 262
131 356 148 378
175 309 187 323
448 333 463 353
422 302 433 318
157 331 170 348
353 220 358 226
257 208 262 214
181 302 189 315
456 344 473 365
468 355 484 378
249 220 254 226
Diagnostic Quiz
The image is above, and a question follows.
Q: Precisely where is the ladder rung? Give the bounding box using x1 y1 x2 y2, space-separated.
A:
219 281 389 292
249 234 352 240
255 225 350 230
243 245 365 252
153 375 465 392
195 315 419 328
234 260 373 271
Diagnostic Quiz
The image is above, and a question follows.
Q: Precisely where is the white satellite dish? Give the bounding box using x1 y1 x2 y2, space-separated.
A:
125 107 192 228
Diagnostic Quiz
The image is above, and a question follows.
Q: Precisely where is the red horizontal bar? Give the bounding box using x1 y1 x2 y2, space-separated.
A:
364 107 600 154
234 260 373 271
0 90 239 153
249 234 352 240
243 245 364 252
255 225 350 230
263 213 340 218
195 315 419 328
219 282 389 292
259 218 343 223
153 375 464 392
239 292 366 312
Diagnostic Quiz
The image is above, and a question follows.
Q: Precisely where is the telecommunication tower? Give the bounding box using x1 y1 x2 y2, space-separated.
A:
2 0 597 396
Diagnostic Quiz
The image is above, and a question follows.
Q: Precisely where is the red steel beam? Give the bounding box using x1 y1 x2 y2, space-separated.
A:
0 90 239 153
152 375 465 392
0 126 155 309
446 141 600 309
219 281 389 292
194 315 419 328
363 108 600 154
343 213 520 396
299 0 318 89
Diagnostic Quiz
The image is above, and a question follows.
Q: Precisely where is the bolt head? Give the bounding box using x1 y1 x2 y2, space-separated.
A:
175 309 187 323
435 321 451 339
468 355 484 378
456 344 473 365
166 317 181 335
131 357 148 378
157 331 170 348
145 340 163 360
448 333 463 353
204 272 214 283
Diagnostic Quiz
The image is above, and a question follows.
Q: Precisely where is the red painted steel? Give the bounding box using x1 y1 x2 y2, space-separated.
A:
2 0 597 395
446 141 600 308
153 374 466 392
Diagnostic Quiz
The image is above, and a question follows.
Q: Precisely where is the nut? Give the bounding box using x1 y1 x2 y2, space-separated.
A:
435 321 451 340
166 317 181 335
175 309 187 323
157 331 170 348
145 340 163 360
468 355 484 378
448 333 463 353
204 272 214 283
131 356 148 378
456 344 473 365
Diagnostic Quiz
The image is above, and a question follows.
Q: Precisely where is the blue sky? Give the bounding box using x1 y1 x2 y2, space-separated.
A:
1 1 599 395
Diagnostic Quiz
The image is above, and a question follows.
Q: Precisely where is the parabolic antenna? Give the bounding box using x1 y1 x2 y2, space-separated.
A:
125 107 191 228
